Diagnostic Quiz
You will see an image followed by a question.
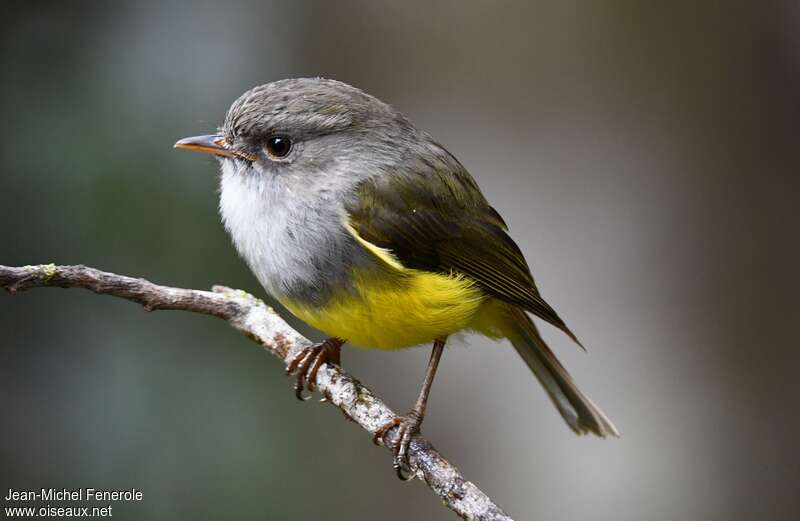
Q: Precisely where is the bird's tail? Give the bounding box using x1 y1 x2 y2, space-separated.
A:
506 307 619 437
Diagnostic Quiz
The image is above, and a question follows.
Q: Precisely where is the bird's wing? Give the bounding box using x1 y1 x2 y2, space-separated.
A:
345 157 582 347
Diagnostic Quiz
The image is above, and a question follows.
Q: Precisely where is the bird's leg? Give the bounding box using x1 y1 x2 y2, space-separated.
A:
373 337 446 480
286 337 344 400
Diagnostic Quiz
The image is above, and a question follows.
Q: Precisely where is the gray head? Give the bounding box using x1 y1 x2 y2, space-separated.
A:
175 78 426 190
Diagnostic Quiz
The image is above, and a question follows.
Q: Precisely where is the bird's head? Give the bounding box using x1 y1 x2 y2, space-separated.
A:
175 78 417 186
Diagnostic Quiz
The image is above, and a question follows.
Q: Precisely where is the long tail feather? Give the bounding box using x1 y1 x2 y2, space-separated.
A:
507 307 619 437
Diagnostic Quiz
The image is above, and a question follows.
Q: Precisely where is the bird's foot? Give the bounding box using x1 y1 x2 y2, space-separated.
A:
286 337 343 400
373 410 423 481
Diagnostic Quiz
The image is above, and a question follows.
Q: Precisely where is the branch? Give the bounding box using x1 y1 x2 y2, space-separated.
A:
0 264 512 521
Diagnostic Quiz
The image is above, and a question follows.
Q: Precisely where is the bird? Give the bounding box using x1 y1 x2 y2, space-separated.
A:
175 78 619 478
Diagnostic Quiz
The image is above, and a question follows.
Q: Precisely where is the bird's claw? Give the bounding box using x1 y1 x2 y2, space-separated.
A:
285 338 342 400
373 411 422 481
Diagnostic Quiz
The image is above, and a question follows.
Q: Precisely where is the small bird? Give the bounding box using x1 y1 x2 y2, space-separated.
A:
175 78 618 478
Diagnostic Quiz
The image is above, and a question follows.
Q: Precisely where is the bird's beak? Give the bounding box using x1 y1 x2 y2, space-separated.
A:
174 134 257 161
174 134 231 156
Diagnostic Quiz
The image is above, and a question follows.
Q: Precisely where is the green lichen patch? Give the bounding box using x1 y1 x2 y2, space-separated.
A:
42 263 57 282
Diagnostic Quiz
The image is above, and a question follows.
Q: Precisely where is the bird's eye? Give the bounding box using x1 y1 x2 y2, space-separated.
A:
265 136 292 159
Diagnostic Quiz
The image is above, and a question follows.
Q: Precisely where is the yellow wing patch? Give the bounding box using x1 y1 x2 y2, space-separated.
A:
341 215 405 271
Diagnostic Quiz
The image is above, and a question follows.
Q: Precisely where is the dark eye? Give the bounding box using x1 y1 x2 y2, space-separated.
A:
265 136 292 158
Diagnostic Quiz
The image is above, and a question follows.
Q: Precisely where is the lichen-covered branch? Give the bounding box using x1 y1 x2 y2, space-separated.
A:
0 264 512 521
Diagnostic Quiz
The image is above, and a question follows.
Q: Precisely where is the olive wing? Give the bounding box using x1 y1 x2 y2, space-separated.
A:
345 166 581 346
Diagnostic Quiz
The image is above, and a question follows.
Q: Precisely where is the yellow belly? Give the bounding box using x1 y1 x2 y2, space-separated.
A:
281 268 495 350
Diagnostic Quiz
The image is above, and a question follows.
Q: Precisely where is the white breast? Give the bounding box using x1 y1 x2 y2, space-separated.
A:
218 160 352 302
219 161 299 298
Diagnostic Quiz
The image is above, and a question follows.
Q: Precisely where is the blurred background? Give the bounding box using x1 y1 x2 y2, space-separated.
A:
2 1 799 520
